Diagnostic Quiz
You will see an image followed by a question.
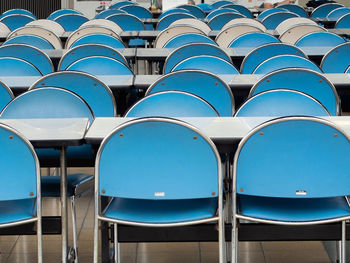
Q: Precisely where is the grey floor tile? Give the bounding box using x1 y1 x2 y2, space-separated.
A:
137 252 200 263
201 251 266 263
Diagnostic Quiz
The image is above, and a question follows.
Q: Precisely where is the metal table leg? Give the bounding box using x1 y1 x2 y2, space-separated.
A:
60 146 68 263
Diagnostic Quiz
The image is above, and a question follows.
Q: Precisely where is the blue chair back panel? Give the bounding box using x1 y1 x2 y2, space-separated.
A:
251 69 339 115
0 14 35 31
163 33 216 48
211 0 234 9
258 8 287 21
236 118 350 198
196 3 214 12
220 4 253 18
159 8 192 19
177 4 206 19
172 55 239 75
120 5 152 19
327 7 350 20
208 13 245 30
295 32 345 48
95 9 126 19
59 44 127 70
229 32 279 49
321 43 350 73
98 119 219 199
207 8 239 20
1 9 36 19
3 35 55 50
109 1 137 9
126 91 219 117
262 12 299 30
164 43 231 74
0 82 13 111
157 13 196 30
30 71 116 117
70 34 126 49
336 13 350 29
48 9 82 20
241 43 306 74
0 57 42 76
311 3 344 18
0 44 53 75
54 14 89 31
278 4 308 17
147 70 234 116
0 124 38 200
253 55 322 75
235 90 329 117
66 56 133 75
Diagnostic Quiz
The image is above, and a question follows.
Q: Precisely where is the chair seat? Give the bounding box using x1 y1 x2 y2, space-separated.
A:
238 195 350 222
0 198 36 224
41 174 94 197
103 197 218 224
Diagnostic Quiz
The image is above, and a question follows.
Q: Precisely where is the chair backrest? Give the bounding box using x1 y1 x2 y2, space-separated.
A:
0 9 36 19
295 32 345 50
27 19 65 35
221 18 266 31
208 12 245 30
171 55 239 75
163 43 232 74
207 8 240 20
120 5 152 19
335 13 350 29
95 9 126 19
97 117 220 200
0 81 13 111
311 3 344 18
48 9 82 20
69 33 126 49
109 1 137 9
235 89 330 117
261 12 299 30
169 18 211 34
241 43 306 74
159 8 192 19
163 33 216 48
196 3 214 12
278 4 308 17
53 14 89 32
211 0 233 9
228 32 279 49
66 55 133 76
327 7 350 20
125 91 219 117
30 71 116 117
253 54 322 75
250 68 339 115
106 13 145 30
275 17 317 35
157 13 196 30
279 24 327 44
146 70 234 116
79 19 123 35
220 4 253 18
0 44 54 75
321 42 350 73
0 14 35 31
234 117 350 198
3 35 55 50
177 4 206 19
258 8 288 20
0 22 10 35
59 44 128 70
0 57 42 76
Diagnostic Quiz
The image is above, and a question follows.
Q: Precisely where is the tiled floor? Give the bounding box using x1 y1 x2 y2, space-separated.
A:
0 168 334 263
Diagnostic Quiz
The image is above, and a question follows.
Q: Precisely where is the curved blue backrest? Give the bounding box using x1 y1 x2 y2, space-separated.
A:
58 44 127 70
95 9 126 19
207 8 239 20
211 0 233 9
3 35 55 50
172 55 239 75
0 81 13 111
164 43 231 74
278 4 308 17
66 56 133 75
321 42 350 73
157 13 196 30
48 9 82 20
336 13 350 29
235 89 330 117
109 1 137 9
54 14 89 31
98 118 219 199
120 5 152 19
0 123 38 201
70 33 126 49
0 57 42 76
262 12 299 30
235 117 350 198
30 71 116 117
0 44 53 75
295 32 345 49
159 8 192 19
229 32 279 49
241 43 306 74
177 4 206 19
196 3 214 12
126 91 219 117
258 8 287 21
163 33 216 48
208 12 245 30
147 70 234 116
220 4 253 18
0 14 35 31
1 9 36 20
311 3 344 18
251 69 339 116
327 7 350 20
106 13 145 30
253 55 322 75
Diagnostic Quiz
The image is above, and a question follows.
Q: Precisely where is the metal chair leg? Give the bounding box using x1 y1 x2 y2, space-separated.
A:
114 223 120 263
340 221 346 263
71 197 78 263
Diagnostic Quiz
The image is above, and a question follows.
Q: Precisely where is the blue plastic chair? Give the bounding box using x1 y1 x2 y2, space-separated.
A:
146 70 234 116
58 44 128 70
0 123 42 262
206 8 240 20
2 35 55 50
250 68 339 116
95 9 126 19
211 0 234 9
321 42 350 73
109 1 137 9
163 43 231 74
0 57 42 76
157 13 196 30
258 8 288 21
311 3 344 18
262 12 299 30
120 5 152 19
69 33 126 49
220 4 253 18
0 81 13 111
0 44 53 75
228 32 279 49
48 9 82 20
208 12 245 30
241 43 307 74
0 9 36 19
163 33 216 48
232 116 350 263
253 54 322 75
0 14 35 31
171 55 239 75
196 3 214 13
66 56 133 76
327 7 350 20
295 32 345 50
94 117 225 262
159 8 192 19
235 89 330 117
177 4 206 19
278 4 308 17
54 14 89 32
336 13 350 29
